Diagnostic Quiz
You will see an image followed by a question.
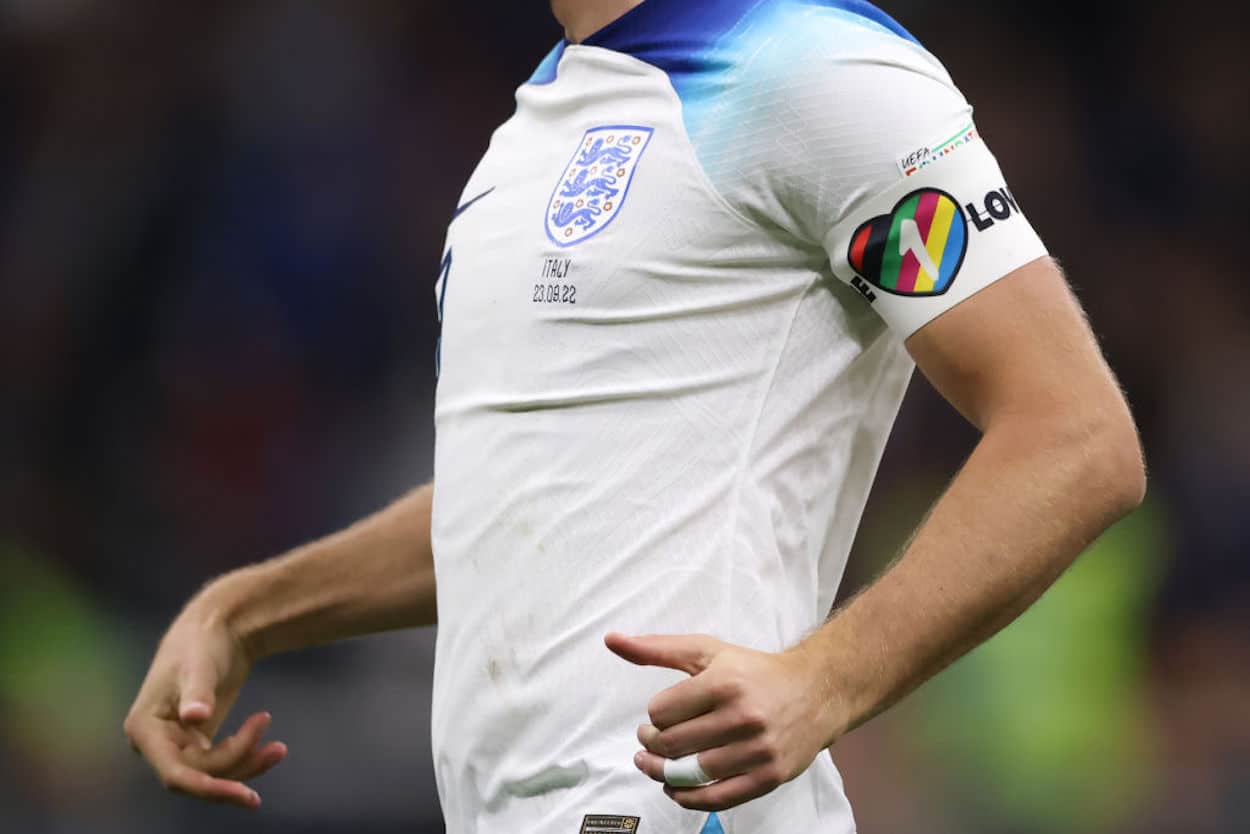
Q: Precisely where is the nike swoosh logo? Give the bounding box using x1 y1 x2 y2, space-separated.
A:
452 187 495 221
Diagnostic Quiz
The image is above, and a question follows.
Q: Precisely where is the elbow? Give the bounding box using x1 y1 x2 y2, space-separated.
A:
1008 394 1146 524
1081 407 1147 522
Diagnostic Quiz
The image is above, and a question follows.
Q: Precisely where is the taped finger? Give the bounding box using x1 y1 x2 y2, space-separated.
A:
663 754 714 787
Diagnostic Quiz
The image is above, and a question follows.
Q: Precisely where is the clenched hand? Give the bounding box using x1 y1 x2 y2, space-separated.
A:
605 633 841 812
124 605 286 808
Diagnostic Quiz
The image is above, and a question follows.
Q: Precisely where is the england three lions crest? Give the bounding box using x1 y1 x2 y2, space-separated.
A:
546 125 654 247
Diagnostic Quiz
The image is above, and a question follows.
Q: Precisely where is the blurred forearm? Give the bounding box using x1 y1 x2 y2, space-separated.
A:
196 483 437 661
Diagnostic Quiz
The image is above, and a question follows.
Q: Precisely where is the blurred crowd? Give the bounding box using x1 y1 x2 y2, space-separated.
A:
1 1 1246 833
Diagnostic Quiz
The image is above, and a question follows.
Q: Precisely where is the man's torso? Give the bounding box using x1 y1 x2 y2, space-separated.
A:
427 3 965 832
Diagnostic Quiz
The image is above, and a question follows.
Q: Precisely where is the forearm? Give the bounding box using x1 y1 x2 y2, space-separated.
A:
802 414 1144 740
195 483 437 660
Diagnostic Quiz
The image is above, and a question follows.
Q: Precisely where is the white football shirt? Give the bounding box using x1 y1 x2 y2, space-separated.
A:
429 2 1047 833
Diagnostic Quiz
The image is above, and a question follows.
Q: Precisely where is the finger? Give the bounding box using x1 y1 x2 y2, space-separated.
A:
198 712 270 772
200 688 245 741
162 763 263 809
164 720 208 752
665 771 776 812
221 740 288 781
129 713 199 761
141 732 261 808
638 709 756 759
185 712 271 775
604 633 722 676
646 676 720 729
635 740 768 786
188 728 213 752
692 740 771 781
633 750 668 783
177 653 219 726
635 750 717 787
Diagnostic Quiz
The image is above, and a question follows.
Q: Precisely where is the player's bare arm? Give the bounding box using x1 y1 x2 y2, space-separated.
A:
123 482 437 808
617 256 1145 811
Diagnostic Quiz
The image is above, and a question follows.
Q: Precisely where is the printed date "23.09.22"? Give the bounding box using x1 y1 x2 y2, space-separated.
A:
532 283 577 304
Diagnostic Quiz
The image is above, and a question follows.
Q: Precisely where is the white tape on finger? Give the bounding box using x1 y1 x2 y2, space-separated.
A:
663 754 714 787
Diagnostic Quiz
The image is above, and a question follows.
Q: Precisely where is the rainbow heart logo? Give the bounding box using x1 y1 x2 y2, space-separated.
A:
848 189 968 297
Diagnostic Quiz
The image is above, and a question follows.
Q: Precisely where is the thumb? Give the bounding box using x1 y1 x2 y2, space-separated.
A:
177 652 218 726
604 632 723 676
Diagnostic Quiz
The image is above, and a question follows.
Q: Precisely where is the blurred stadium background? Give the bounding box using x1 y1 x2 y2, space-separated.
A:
1 1 1247 832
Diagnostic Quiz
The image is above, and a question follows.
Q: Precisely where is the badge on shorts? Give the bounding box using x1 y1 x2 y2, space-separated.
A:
579 814 640 834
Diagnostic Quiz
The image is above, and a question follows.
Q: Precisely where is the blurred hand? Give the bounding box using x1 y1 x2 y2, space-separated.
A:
124 600 287 808
606 632 838 812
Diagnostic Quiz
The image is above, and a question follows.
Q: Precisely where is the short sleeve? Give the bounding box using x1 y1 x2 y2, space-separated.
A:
697 16 1049 339
801 36 1048 337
